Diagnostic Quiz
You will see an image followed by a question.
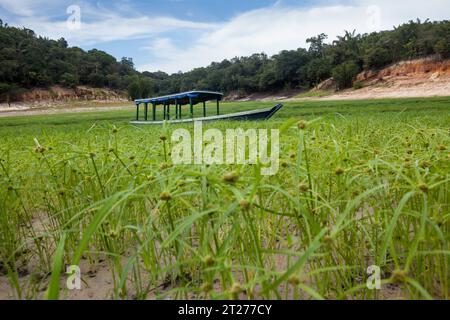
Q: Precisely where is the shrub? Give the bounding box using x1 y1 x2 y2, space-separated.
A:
353 81 364 90
127 79 141 100
435 39 450 59
364 47 392 69
332 62 360 90
60 73 79 88
87 73 106 88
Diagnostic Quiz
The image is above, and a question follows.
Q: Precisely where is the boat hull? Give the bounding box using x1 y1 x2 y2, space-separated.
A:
130 104 283 125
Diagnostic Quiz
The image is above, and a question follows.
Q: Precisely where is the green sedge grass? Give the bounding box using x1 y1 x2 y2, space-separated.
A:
0 97 449 300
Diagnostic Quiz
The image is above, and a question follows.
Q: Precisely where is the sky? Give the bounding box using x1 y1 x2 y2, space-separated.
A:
0 0 449 74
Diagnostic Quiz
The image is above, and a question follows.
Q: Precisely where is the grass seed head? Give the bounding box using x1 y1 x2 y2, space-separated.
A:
288 275 300 286
201 282 212 293
109 229 119 238
203 255 215 267
160 163 172 170
230 283 242 298
34 146 46 154
239 199 250 210
391 269 408 283
160 191 172 201
299 183 309 193
297 120 307 130
223 171 239 183
323 235 334 247
420 160 431 169
418 182 429 193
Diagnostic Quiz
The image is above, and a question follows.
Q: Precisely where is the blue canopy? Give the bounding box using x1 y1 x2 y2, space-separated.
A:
135 90 223 106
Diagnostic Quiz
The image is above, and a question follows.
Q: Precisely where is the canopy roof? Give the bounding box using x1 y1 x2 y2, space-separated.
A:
135 90 223 106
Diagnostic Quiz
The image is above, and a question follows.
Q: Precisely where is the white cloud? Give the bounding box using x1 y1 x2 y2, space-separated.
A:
0 0 52 16
138 0 450 73
1 1 217 46
13 14 216 46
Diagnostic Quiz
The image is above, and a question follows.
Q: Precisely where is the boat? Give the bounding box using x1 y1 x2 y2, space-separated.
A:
130 91 283 125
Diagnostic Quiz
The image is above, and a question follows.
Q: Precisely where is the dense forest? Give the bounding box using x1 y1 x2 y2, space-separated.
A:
1 18 449 102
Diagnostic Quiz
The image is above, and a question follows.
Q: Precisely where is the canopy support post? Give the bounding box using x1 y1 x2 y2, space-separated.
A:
163 103 166 120
216 99 220 115
136 103 139 121
175 99 179 119
189 98 193 118
203 101 206 117
144 103 148 121
152 103 156 121
167 103 170 120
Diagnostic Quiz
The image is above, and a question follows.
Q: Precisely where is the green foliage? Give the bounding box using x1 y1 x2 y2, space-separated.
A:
127 77 155 100
305 58 332 85
127 79 141 100
364 47 392 69
140 77 155 98
0 19 449 99
332 61 360 90
149 20 450 95
307 33 328 58
435 39 450 58
0 23 137 92
353 81 364 90
87 73 106 87
0 83 25 104
60 73 79 88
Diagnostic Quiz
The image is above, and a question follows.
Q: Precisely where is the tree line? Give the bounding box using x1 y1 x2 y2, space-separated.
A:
1 19 449 103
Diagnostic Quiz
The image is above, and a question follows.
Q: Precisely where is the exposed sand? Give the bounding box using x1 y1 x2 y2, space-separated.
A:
316 75 450 101
290 57 450 101
0 104 133 118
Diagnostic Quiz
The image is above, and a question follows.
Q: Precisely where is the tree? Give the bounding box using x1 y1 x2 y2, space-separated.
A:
332 61 360 90
127 79 142 100
0 83 12 105
1 18 450 99
120 57 135 76
435 39 450 59
87 73 106 87
140 77 155 98
364 47 392 69
258 63 278 91
60 73 79 87
307 33 328 58
0 83 23 106
306 58 332 86
106 74 122 89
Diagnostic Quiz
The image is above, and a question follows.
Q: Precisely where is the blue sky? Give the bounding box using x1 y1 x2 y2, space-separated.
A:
1 0 449 74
